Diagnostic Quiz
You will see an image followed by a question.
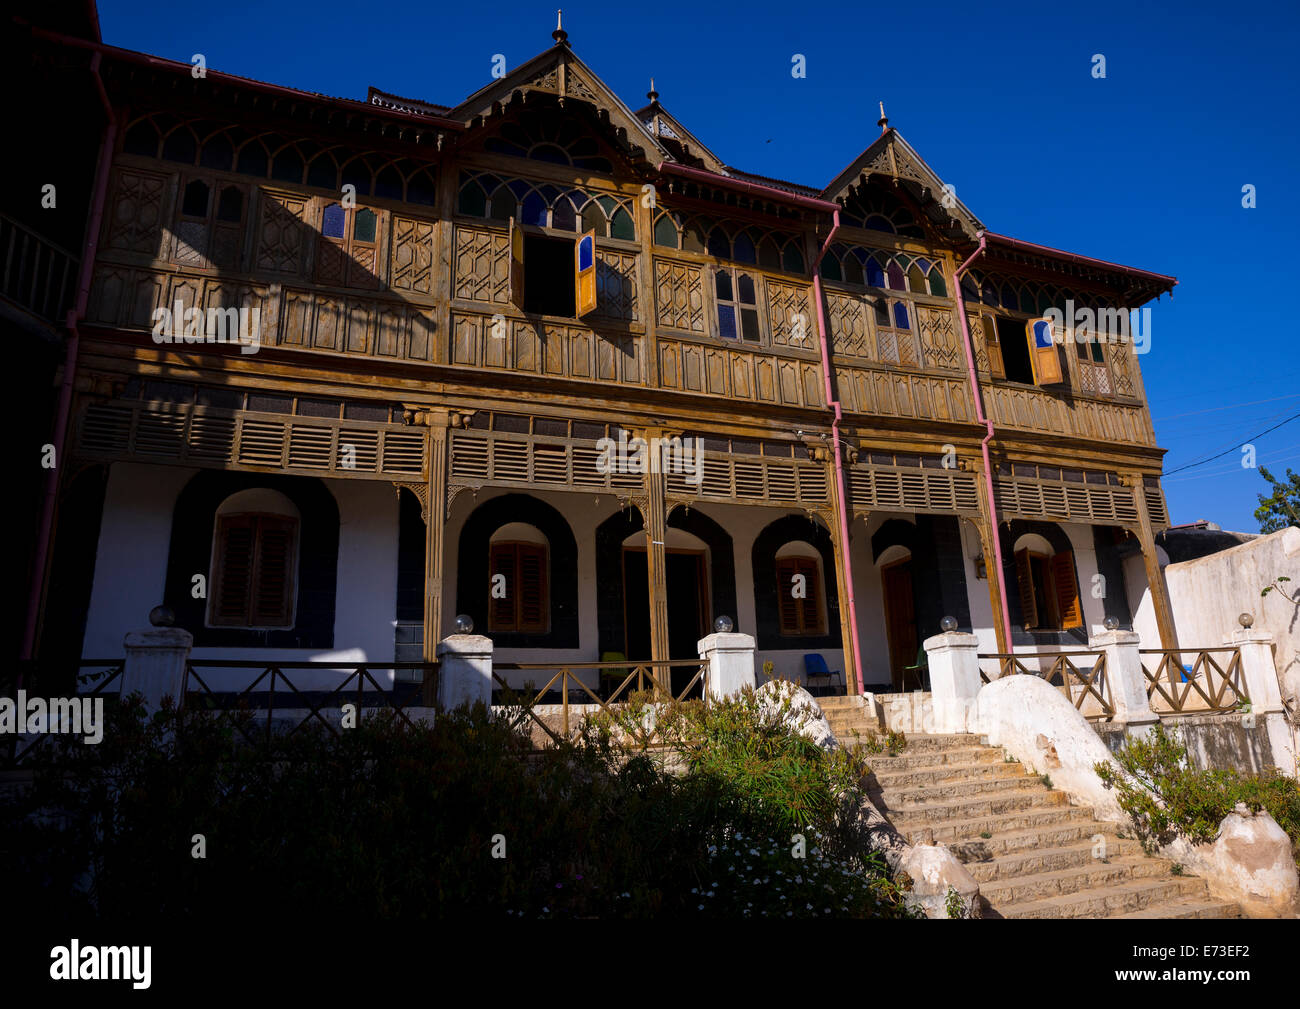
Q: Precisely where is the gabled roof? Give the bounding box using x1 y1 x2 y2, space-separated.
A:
822 129 984 242
633 100 727 174
445 41 671 168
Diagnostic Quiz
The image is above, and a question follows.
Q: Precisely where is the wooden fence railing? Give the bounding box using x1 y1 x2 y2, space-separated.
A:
184 660 440 742
0 212 78 323
491 659 709 747
978 651 1113 720
1139 648 1246 714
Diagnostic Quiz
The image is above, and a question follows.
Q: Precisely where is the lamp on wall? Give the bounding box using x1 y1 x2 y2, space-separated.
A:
973 552 988 580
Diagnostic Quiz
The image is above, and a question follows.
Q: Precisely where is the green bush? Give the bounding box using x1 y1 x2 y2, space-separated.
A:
2 684 911 921
1095 724 1300 864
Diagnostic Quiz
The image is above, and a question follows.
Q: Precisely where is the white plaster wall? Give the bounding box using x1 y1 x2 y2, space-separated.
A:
81 463 399 691
1132 527 1300 702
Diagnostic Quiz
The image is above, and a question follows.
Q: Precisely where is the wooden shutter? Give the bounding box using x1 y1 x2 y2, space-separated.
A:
489 543 515 631
516 543 548 633
315 202 349 285
250 516 297 626
797 558 822 634
575 229 597 316
1027 317 1063 385
775 558 801 634
981 315 1005 378
1050 550 1083 630
211 514 257 626
508 217 525 308
1014 548 1038 630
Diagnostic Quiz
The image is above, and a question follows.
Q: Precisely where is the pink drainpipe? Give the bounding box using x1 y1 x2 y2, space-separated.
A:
21 51 117 668
810 210 865 694
953 234 1013 652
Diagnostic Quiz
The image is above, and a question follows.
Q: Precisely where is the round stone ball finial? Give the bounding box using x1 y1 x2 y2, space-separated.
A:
454 614 474 634
1103 615 1120 631
149 605 176 627
1238 612 1254 629
940 615 958 632
714 615 734 633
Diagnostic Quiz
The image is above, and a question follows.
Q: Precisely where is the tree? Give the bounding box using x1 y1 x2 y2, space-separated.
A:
1254 466 1300 533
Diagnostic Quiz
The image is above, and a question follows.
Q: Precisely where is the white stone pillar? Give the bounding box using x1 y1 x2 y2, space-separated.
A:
121 627 193 712
1229 630 1293 773
436 634 494 710
698 632 756 700
923 631 980 733
1089 629 1158 728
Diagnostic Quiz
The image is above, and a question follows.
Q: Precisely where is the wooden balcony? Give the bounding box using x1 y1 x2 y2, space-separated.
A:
1 213 78 326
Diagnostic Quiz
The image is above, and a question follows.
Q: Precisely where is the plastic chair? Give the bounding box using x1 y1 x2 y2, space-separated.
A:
803 653 844 692
599 651 630 699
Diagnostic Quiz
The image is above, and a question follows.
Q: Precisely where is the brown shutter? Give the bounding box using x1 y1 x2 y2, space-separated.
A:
508 217 525 308
516 543 548 633
211 515 257 626
489 543 515 631
1050 550 1083 630
798 558 822 634
1014 548 1038 630
981 315 1005 378
775 559 801 635
250 516 297 627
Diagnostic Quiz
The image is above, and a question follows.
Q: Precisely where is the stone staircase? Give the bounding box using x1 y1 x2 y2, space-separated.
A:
819 696 1242 919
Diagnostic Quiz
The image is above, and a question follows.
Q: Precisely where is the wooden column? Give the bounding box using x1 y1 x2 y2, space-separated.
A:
410 408 452 704
821 443 858 696
969 457 1009 653
1126 472 1179 651
640 429 671 691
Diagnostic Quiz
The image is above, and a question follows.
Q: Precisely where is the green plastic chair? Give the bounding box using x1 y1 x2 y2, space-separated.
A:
599 651 630 699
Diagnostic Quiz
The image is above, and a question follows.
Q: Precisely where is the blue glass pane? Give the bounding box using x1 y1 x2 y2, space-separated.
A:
866 259 886 288
322 203 346 238
708 227 730 258
733 231 756 264
508 179 531 198
893 302 910 330
1001 284 1019 311
961 275 979 302
865 214 895 233
578 235 594 271
782 244 805 273
852 246 871 263
1032 319 1053 348
522 192 548 226
718 304 738 340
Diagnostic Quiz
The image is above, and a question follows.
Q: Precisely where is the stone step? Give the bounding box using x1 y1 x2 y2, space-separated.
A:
1111 897 1243 919
869 771 1040 805
893 804 1097 845
947 820 1122 858
979 856 1172 905
993 876 1209 919
871 733 982 753
879 785 1067 820
869 760 1031 790
962 839 1147 883
862 746 1004 771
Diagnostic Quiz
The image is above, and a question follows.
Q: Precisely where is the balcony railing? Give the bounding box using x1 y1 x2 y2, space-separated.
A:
0 213 78 324
978 651 1114 720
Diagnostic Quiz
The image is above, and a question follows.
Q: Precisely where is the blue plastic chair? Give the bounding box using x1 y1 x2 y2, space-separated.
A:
804 653 844 692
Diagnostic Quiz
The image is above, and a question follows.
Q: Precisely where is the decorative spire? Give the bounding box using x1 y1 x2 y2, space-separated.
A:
877 100 889 133
647 77 659 103
552 9 568 44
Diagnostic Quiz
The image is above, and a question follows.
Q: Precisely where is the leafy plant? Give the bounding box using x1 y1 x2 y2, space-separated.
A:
1254 465 1300 533
944 886 968 919
1095 724 1300 865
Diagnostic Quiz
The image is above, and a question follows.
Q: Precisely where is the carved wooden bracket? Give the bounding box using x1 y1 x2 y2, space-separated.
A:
393 481 428 523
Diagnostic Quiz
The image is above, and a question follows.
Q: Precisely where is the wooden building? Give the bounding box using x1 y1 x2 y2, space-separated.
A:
14 15 1181 696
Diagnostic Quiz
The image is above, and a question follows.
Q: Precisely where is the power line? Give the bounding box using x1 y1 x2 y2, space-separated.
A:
1151 392 1300 422
1163 412 1300 476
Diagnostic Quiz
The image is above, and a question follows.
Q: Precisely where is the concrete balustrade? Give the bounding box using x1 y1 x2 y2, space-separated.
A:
121 627 193 713
436 634 494 709
922 630 981 733
697 631 758 700
1087 628 1158 730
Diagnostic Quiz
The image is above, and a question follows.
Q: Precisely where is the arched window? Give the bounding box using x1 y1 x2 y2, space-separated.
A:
774 542 824 636
715 268 759 341
488 523 549 634
209 490 300 629
315 201 381 289
1012 533 1081 631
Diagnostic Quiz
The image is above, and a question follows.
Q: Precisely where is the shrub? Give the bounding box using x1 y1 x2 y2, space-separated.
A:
1095 723 1300 864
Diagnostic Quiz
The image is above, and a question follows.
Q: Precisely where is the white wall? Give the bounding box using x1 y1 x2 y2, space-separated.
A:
81 463 399 690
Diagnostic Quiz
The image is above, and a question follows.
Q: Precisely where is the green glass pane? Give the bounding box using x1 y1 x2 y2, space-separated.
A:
353 208 377 243
928 270 947 298
596 194 618 214
683 220 707 254
458 182 487 216
820 256 842 282
582 202 606 235
610 207 635 241
654 213 678 248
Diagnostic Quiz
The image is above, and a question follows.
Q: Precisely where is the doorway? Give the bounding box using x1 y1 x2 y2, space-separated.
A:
622 548 708 695
881 557 920 691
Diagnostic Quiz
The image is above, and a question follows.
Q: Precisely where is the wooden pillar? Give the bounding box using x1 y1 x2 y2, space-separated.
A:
640 429 671 692
1127 472 1179 651
412 409 452 704
970 457 1009 654
822 444 858 696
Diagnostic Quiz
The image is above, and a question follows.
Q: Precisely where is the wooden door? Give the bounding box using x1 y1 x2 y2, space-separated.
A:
881 559 918 691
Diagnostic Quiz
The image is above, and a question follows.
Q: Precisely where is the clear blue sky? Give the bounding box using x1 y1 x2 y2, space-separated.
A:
99 0 1300 532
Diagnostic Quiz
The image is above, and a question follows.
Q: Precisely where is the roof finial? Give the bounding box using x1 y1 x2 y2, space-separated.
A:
647 76 659 103
877 100 889 133
553 9 568 44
